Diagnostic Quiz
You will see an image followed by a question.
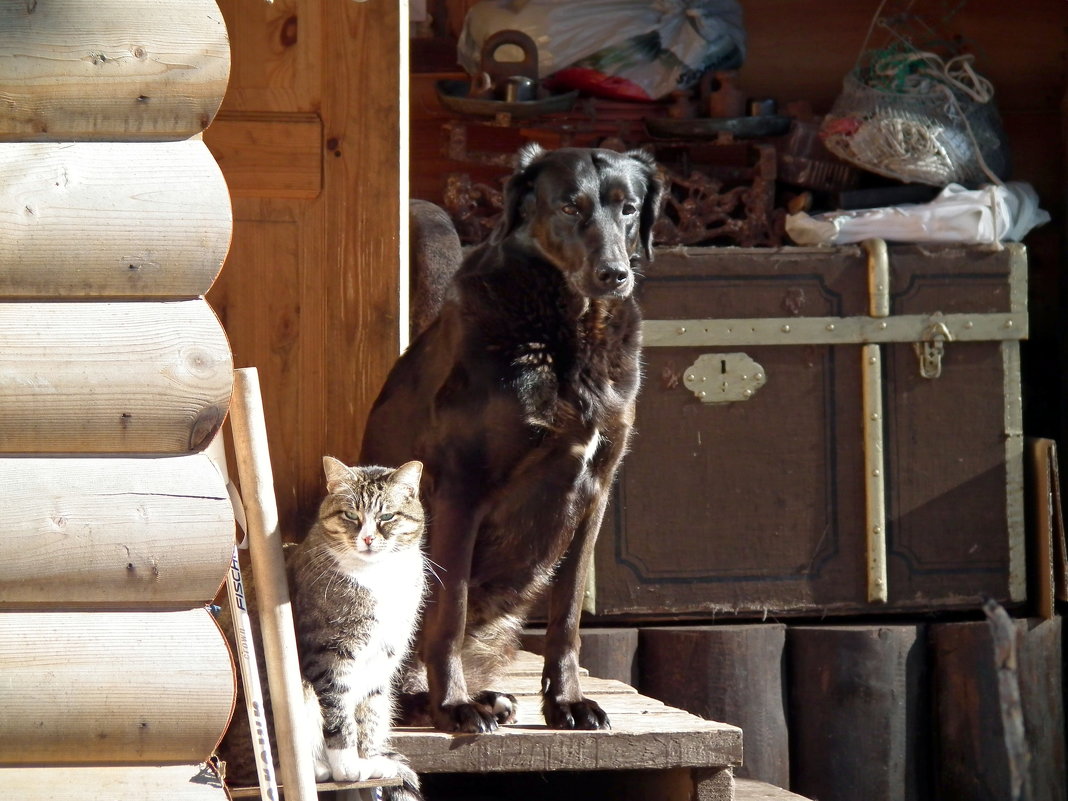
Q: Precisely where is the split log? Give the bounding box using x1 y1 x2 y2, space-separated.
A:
0 0 229 141
788 625 927 801
521 626 639 686
0 300 232 454
0 609 235 764
931 616 1065 801
640 625 789 788
576 627 639 686
0 764 227 800
0 452 233 607
0 141 230 298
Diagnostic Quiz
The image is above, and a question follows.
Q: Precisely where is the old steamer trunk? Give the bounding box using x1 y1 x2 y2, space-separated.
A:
595 242 1026 617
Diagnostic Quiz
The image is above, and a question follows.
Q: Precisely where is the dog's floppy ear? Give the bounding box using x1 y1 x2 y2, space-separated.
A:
491 143 546 244
626 148 664 260
516 142 545 170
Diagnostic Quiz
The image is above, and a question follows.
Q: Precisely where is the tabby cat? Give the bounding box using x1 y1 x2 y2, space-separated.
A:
216 456 426 801
290 456 426 795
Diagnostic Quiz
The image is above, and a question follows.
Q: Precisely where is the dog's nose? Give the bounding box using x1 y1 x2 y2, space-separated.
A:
596 264 630 287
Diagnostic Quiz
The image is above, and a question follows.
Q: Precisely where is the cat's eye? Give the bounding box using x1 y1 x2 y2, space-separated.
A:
342 510 360 521
379 513 396 522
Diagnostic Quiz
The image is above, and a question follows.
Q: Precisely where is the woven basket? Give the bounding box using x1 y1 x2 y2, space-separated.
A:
820 71 1008 186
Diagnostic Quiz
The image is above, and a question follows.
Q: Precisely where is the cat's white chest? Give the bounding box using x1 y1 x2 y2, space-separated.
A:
344 548 425 658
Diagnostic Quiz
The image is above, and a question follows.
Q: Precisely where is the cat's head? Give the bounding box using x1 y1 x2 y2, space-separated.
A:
316 456 425 563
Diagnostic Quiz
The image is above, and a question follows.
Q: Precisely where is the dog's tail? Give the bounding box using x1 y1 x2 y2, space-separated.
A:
409 199 462 339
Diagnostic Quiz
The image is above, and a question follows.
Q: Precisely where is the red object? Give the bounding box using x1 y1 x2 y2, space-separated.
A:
546 67 655 103
820 116 862 138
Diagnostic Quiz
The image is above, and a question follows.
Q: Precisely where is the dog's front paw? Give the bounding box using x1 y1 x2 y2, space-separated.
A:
542 696 610 730
433 700 500 733
472 690 519 724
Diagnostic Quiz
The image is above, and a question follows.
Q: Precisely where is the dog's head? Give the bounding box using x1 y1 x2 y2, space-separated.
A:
492 144 664 300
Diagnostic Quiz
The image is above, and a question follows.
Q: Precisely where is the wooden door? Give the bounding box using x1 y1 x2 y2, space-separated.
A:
205 0 406 536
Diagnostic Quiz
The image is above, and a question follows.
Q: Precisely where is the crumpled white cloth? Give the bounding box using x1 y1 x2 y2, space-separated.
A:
786 182 1050 246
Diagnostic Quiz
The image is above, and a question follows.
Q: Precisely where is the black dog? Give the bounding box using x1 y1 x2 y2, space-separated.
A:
361 144 663 733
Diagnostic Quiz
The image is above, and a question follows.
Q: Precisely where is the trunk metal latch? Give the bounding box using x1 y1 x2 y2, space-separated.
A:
684 352 767 403
915 314 953 379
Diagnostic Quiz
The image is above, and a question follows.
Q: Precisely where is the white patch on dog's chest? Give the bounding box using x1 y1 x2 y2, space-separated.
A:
514 341 553 368
571 428 601 465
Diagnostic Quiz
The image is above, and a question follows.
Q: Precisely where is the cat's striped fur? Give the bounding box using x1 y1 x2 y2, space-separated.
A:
288 457 426 799
215 457 426 801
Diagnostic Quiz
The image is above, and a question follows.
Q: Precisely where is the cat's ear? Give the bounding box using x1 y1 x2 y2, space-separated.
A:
322 455 354 493
391 461 423 498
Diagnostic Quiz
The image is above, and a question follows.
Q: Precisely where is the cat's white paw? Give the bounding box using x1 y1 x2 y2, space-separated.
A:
311 747 331 786
326 748 400 782
357 755 401 780
311 760 331 786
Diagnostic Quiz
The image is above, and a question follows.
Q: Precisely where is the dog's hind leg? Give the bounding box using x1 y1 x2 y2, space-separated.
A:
409 199 461 339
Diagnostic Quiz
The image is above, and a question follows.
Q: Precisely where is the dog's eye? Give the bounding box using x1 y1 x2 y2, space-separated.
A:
622 203 638 216
561 203 579 216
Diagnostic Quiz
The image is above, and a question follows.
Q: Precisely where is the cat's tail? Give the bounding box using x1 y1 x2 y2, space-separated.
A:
382 750 422 801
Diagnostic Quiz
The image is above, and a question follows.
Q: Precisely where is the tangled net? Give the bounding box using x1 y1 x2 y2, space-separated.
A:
821 46 1008 186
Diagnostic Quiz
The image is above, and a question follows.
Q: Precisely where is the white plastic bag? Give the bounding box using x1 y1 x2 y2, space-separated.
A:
458 0 746 101
785 182 1050 246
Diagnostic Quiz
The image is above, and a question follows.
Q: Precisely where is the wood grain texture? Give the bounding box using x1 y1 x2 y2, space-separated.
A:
391 652 741 774
204 112 322 199
0 452 233 607
0 140 230 298
0 0 230 140
0 764 228 800
931 617 1065 801
317 0 404 477
640 625 789 789
0 300 232 454
788 625 928 801
735 778 813 801
0 609 235 764
208 0 404 538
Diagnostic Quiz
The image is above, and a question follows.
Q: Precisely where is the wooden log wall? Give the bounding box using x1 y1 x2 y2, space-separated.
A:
641 626 789 789
0 2 235 798
618 619 1065 800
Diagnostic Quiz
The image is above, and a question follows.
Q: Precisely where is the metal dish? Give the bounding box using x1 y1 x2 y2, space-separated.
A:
436 79 578 119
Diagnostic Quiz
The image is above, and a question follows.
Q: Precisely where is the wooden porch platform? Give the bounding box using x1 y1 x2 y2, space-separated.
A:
391 651 743 801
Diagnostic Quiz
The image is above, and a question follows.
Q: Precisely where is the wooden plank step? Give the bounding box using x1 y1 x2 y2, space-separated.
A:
735 778 814 800
391 652 742 776
227 778 400 799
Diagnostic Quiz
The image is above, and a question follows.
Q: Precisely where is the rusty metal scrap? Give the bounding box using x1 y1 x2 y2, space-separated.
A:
440 117 783 247
652 142 782 248
445 162 782 248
